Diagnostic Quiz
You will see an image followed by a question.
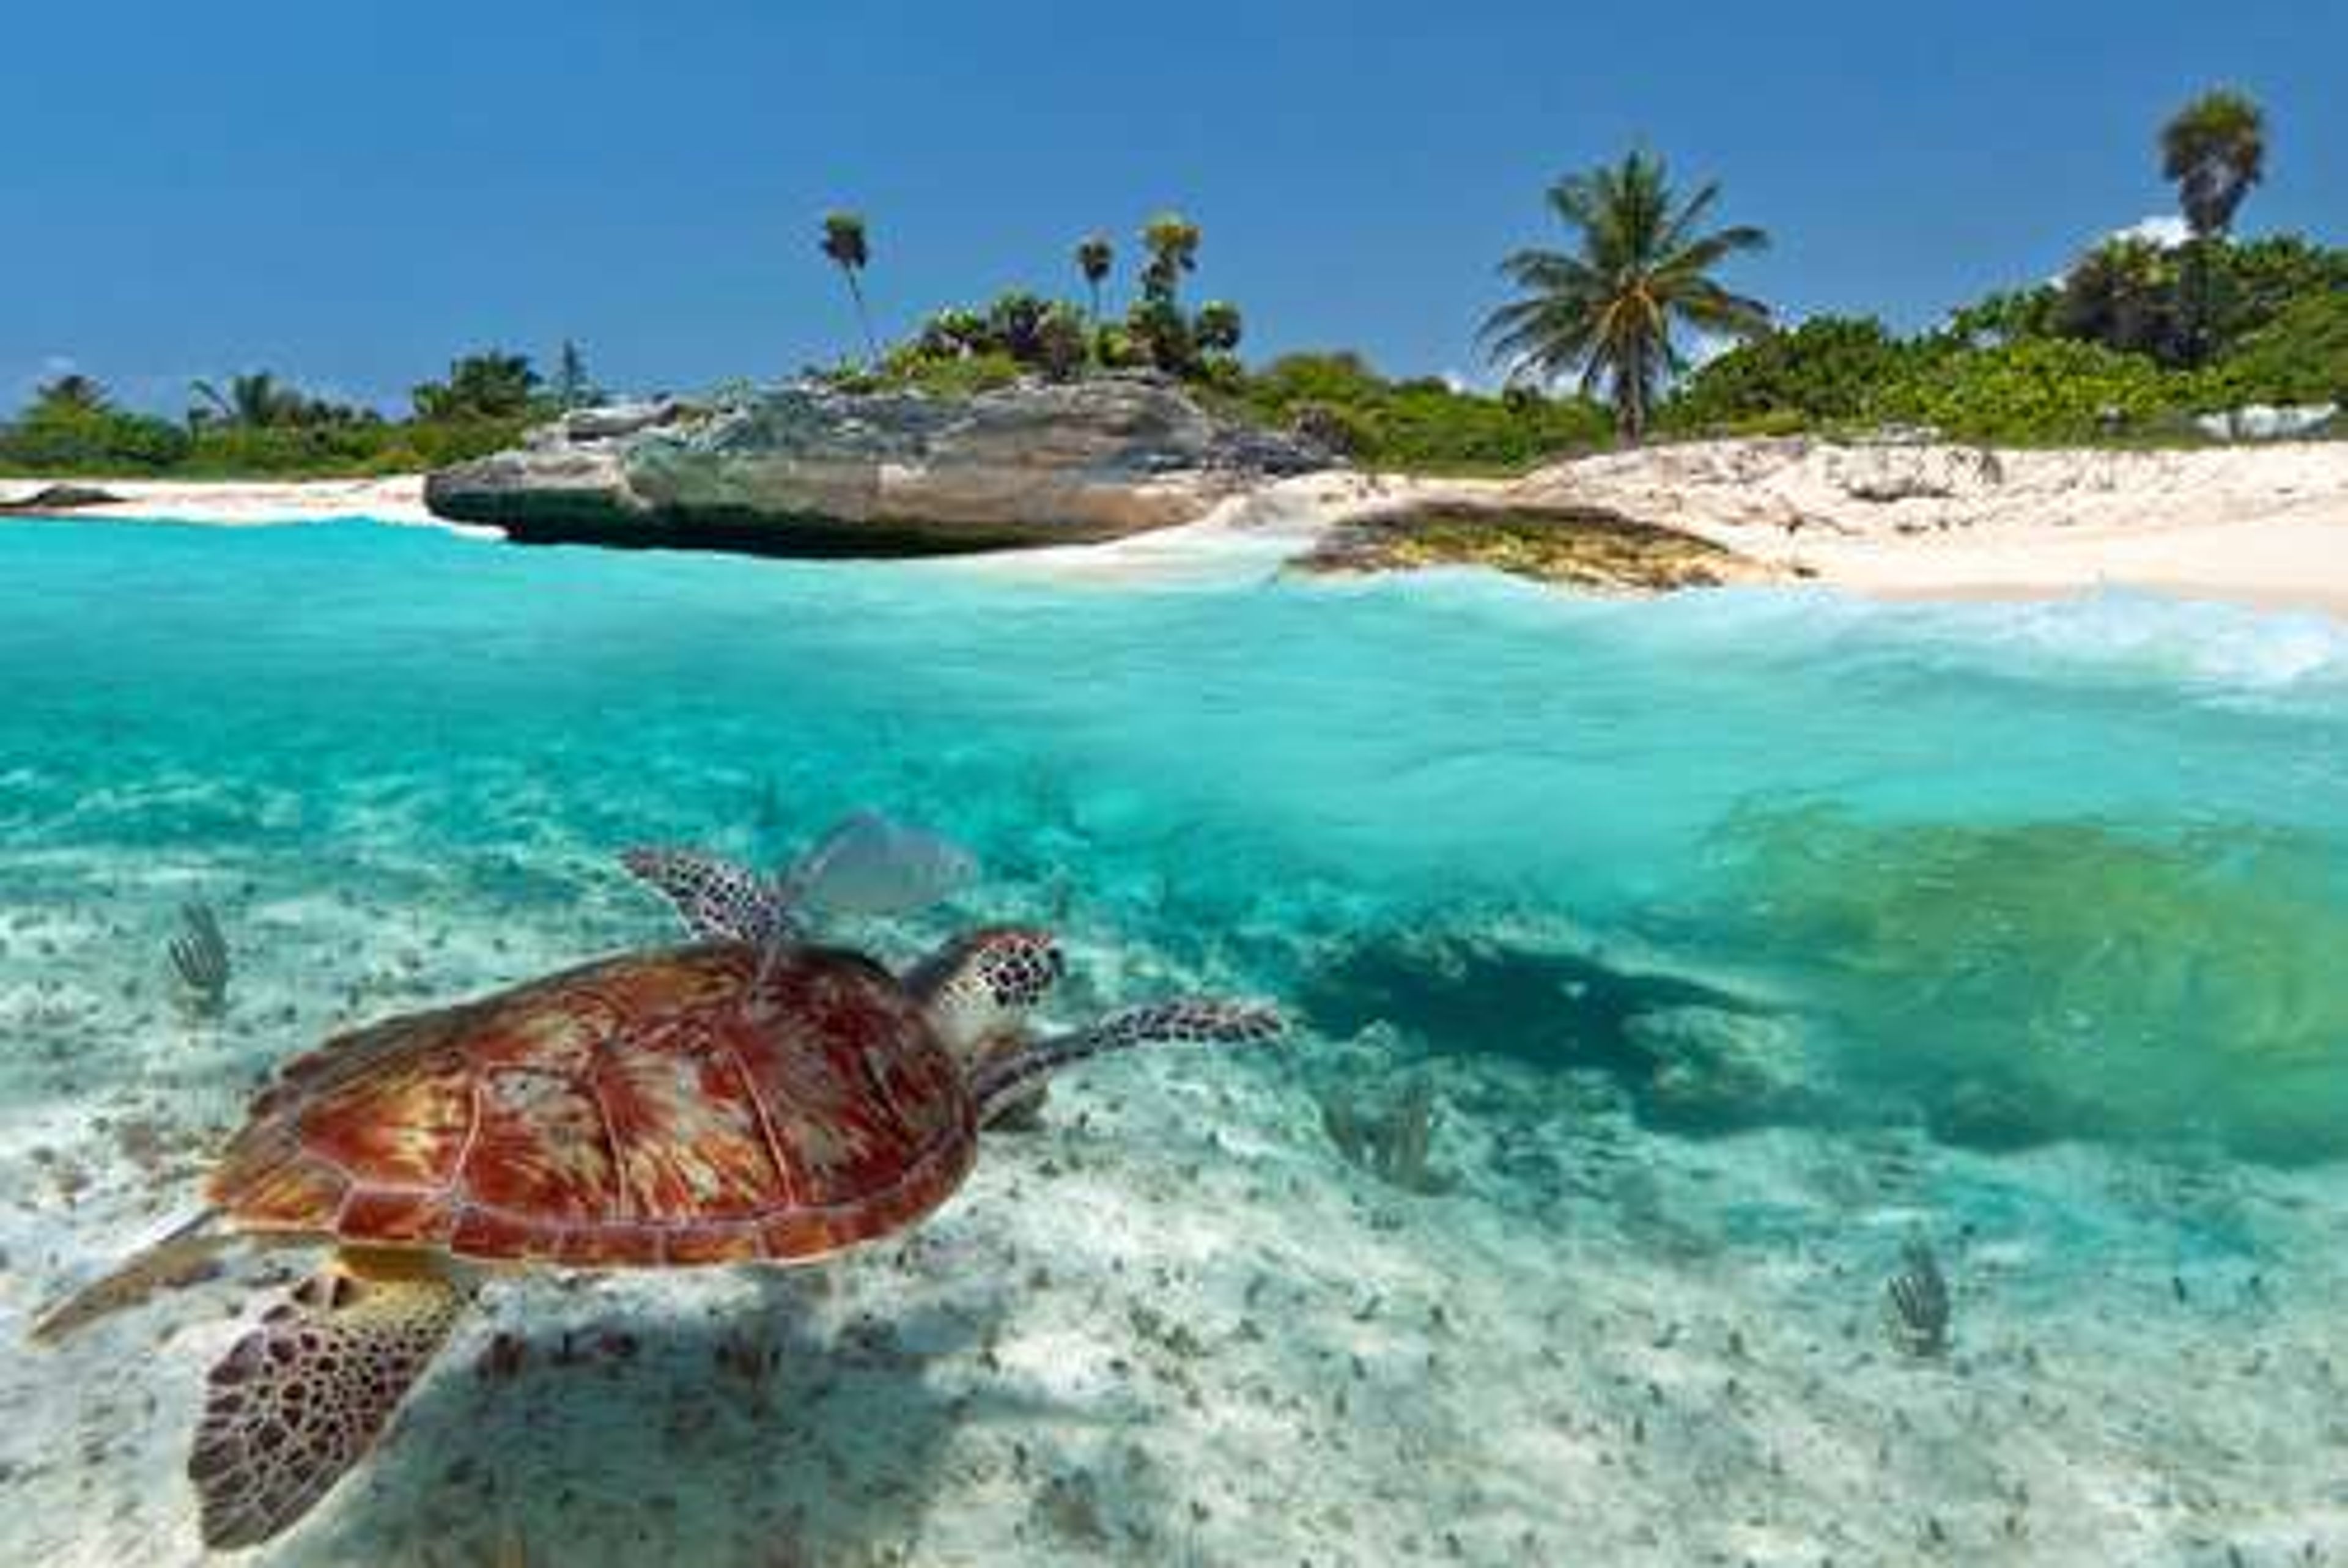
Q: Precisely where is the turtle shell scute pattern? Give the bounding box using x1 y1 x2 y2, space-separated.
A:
207 944 977 1267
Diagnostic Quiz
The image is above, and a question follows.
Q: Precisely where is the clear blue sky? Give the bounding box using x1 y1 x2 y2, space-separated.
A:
4 1 2341 414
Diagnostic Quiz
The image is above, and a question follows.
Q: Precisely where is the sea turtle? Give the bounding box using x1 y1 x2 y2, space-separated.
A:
34 849 1280 1551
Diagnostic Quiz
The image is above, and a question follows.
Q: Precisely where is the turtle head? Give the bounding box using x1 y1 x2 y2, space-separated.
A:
907 926 1065 1063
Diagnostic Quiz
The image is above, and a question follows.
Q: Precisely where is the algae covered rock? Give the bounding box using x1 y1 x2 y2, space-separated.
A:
1293 499 1779 592
1706 804 2348 1161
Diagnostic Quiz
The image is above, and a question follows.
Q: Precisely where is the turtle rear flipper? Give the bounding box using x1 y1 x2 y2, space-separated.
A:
189 1248 471 1551
30 1208 230 1345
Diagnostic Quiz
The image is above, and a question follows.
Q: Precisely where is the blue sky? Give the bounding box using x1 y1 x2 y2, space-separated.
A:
4 1 2341 413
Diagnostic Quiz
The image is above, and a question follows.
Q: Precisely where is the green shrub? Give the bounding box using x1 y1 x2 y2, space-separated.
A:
2203 236 2348 348
0 406 192 472
2056 238 2188 364
1229 352 1612 473
1194 300 1244 355
1871 338 2198 443
1666 316 1917 430
1126 298 1197 375
2204 289 2348 406
412 352 542 421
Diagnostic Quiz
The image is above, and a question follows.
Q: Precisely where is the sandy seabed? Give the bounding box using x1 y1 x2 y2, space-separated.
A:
2 875 2344 1567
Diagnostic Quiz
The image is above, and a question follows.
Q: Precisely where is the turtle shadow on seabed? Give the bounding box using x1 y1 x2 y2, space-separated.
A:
275 1262 1035 1568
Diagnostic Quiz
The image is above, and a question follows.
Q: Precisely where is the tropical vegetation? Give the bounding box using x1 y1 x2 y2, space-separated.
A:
0 348 583 477
1665 88 2343 444
6 87 2339 484
822 209 1250 392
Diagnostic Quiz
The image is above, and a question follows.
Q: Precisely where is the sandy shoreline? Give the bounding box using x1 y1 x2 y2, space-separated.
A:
1196 438 2348 619
9 440 2348 618
0 474 440 528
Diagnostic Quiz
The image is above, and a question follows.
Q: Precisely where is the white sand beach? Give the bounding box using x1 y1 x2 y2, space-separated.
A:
1515 438 2348 617
0 476 438 528
10 439 2348 617
935 438 2348 617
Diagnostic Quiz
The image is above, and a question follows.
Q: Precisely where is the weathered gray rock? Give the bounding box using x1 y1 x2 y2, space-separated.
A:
0 482 127 513
1829 444 2005 502
2193 402 2340 442
426 376 1332 557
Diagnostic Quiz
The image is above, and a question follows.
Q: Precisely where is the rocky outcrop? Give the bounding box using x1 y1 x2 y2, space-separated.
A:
424 377 1332 557
0 482 128 513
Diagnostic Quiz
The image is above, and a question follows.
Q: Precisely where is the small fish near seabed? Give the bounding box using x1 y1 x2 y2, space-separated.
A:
783 809 982 918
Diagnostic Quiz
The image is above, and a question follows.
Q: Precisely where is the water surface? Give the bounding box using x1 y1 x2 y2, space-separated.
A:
5 519 2346 1563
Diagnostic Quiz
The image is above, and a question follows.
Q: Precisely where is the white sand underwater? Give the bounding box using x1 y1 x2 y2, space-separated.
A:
4 869 2346 1567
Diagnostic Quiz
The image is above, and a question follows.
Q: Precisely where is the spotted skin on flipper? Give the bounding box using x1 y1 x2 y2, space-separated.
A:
187 1252 470 1550
970 997 1283 1123
620 847 797 948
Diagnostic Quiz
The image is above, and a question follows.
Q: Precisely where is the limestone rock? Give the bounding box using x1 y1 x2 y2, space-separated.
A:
425 375 1332 557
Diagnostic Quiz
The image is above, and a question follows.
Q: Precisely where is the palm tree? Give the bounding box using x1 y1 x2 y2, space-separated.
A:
1140 213 1201 306
820 212 878 366
1076 234 1115 325
191 372 302 429
34 374 111 415
1482 150 1771 442
2160 90 2268 366
2162 89 2267 238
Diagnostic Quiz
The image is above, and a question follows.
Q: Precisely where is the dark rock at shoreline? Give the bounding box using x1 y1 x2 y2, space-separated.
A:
0 483 127 513
424 376 1334 558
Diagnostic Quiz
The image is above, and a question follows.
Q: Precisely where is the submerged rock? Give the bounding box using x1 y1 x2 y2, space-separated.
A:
424 376 1332 558
1296 926 1803 1131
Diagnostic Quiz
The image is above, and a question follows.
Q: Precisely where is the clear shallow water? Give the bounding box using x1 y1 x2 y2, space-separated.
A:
10 519 2348 1155
7 518 2348 1562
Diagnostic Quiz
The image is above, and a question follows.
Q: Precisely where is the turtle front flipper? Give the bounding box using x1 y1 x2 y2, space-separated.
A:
620 846 798 947
189 1246 471 1551
970 998 1283 1125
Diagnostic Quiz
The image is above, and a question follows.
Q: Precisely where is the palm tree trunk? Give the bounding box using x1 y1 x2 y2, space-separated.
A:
2179 238 2215 369
1619 339 1648 446
844 269 879 367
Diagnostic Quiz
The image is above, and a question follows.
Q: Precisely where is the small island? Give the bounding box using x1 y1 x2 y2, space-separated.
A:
5 90 2342 611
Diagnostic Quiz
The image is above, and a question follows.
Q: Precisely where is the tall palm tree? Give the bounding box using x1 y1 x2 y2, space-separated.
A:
1140 213 1200 306
820 211 878 366
2162 89 2267 238
1076 234 1115 325
1482 150 1771 443
35 374 111 414
191 372 297 428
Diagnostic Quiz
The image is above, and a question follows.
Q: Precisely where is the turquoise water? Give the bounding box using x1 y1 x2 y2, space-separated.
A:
8 518 2348 1562
10 520 2348 1155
